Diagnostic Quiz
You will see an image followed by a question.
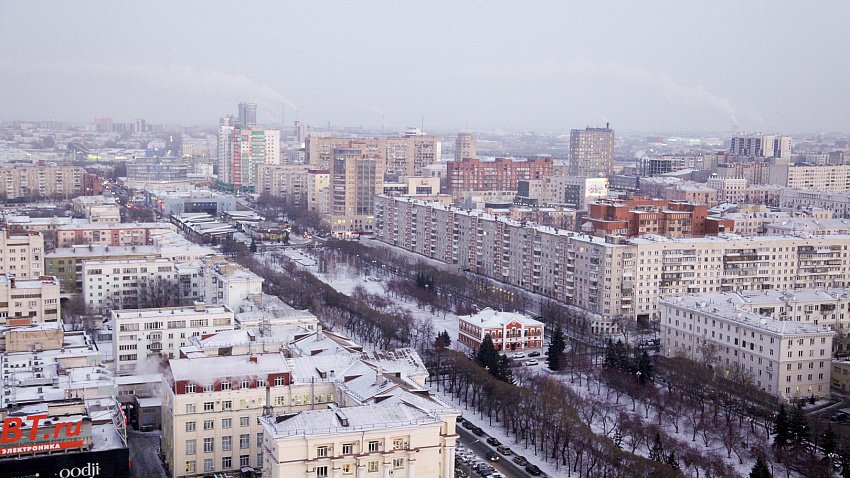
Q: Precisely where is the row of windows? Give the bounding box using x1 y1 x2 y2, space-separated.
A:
185 434 260 454
184 454 257 473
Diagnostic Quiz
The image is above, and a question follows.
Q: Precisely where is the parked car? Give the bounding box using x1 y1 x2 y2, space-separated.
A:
462 420 474 429
526 464 542 476
487 473 505 478
512 352 526 359
472 426 484 436
830 412 849 422
524 359 539 366
512 455 528 466
486 437 501 446
496 445 512 455
528 351 541 357
457 415 465 423
485 451 501 462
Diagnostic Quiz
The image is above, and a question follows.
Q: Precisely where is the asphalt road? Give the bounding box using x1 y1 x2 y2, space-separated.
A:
456 425 535 478
128 429 166 478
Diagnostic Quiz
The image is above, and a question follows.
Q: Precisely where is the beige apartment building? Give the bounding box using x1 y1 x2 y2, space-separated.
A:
661 295 834 400
0 275 60 326
454 132 476 161
256 164 310 205
306 135 441 180
261 403 453 478
0 231 44 279
307 169 332 214
0 164 85 200
376 195 850 334
57 222 176 247
569 126 615 177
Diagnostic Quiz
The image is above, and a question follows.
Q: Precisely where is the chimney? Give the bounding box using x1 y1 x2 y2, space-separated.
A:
375 367 383 386
249 354 258 363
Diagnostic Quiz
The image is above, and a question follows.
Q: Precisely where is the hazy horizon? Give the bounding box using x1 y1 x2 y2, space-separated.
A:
2 1 849 135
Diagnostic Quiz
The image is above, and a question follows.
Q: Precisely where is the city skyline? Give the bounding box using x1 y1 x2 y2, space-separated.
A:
2 1 849 134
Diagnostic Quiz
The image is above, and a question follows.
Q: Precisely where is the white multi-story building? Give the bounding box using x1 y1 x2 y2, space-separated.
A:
202 258 264 309
661 295 834 400
376 195 850 334
261 403 454 478
706 177 748 204
0 275 60 326
82 258 179 312
0 230 44 279
256 164 310 205
730 134 791 159
111 303 234 374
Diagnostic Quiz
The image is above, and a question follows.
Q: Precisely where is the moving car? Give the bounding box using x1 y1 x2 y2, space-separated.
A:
485 451 501 462
525 359 539 366
486 437 501 446
528 351 541 357
512 352 526 359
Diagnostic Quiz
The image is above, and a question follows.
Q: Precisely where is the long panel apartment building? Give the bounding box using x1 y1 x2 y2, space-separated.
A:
376 195 850 334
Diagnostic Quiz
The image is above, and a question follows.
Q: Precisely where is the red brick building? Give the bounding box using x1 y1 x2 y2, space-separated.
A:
458 308 545 352
447 157 553 194
583 195 734 238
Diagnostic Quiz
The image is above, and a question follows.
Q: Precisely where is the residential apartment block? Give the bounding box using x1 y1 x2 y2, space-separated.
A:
569 126 615 177
661 295 833 399
306 134 441 180
256 164 310 205
447 157 553 197
202 258 264 309
376 195 850 334
46 244 161 293
0 275 60 326
111 303 234 374
729 134 792 159
217 126 280 190
0 230 44 279
454 132 476 161
779 189 850 218
0 164 85 200
82 257 178 312
57 222 176 248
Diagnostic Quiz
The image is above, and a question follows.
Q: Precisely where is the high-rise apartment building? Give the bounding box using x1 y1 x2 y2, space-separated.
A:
255 164 310 205
454 133 477 161
330 148 382 236
730 134 791 159
306 169 332 214
238 102 258 126
306 135 440 180
569 126 615 177
0 275 60 326
218 127 281 191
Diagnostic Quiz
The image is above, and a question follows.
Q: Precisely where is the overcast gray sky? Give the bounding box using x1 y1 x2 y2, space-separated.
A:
1 1 848 134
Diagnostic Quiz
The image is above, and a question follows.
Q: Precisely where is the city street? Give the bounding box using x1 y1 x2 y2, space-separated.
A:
456 425 537 478
128 430 166 478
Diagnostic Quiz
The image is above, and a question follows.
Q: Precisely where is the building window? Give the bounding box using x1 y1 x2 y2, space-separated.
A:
222 418 232 429
203 420 214 430
240 455 250 467
317 446 329 458
203 402 214 412
274 376 286 386
185 440 196 455
222 436 232 451
240 434 250 449
342 443 353 454
274 396 286 406
241 379 251 389
222 456 232 469
222 400 233 410
316 466 329 478
393 438 406 450
368 441 379 452
342 464 353 474
185 421 195 432
257 433 264 447
185 461 196 473
368 461 379 473
185 383 196 393
203 459 213 472
393 458 404 469
240 416 250 427
185 404 196 414
203 438 214 453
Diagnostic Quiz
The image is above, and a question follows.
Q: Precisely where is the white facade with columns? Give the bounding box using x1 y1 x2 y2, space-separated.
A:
260 403 457 478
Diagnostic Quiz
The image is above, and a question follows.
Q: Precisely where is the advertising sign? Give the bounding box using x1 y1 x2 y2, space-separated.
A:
0 448 129 478
0 415 88 457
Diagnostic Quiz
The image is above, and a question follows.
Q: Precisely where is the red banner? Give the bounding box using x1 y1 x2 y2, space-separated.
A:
0 439 85 456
